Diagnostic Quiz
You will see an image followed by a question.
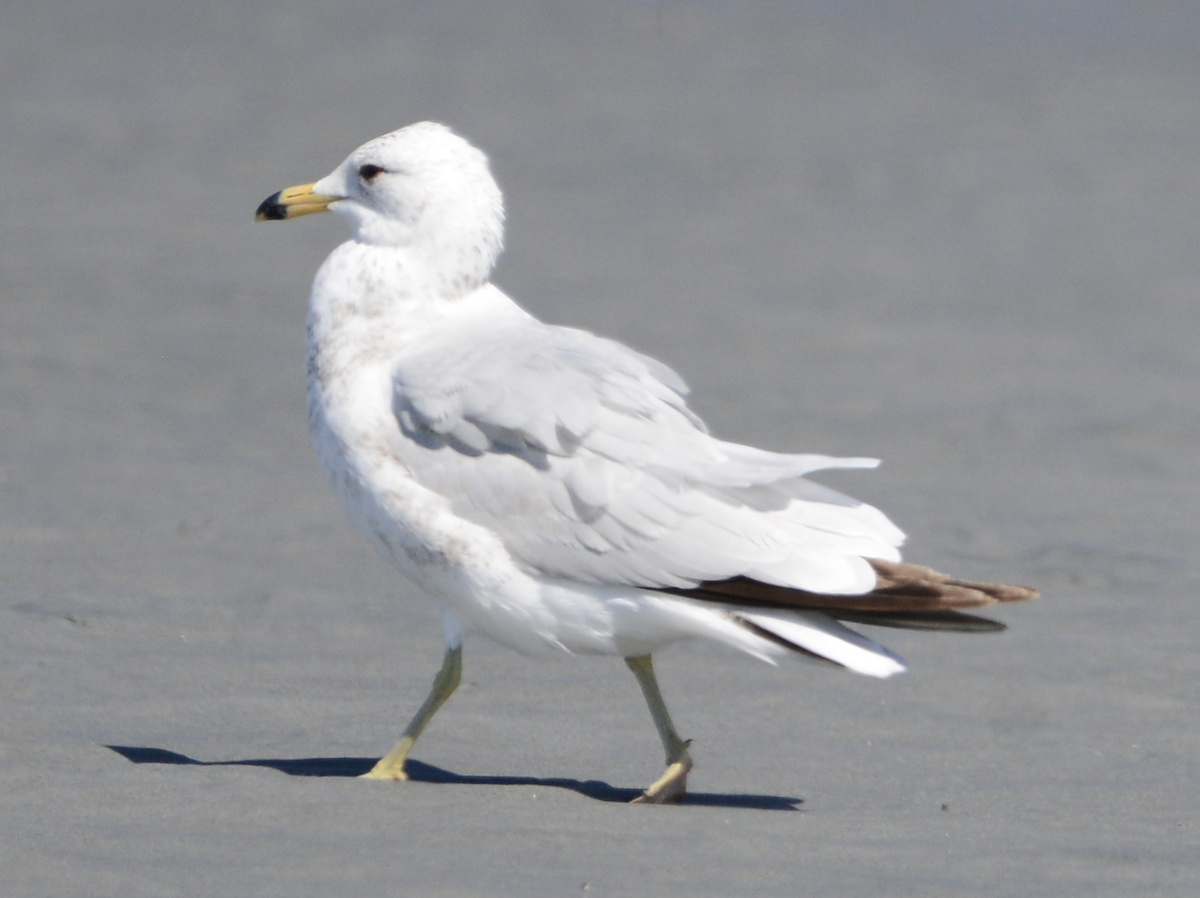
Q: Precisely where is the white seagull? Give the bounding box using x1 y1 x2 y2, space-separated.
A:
255 122 1034 803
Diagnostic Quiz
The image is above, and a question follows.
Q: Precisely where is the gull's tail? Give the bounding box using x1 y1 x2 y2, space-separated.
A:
661 559 1037 678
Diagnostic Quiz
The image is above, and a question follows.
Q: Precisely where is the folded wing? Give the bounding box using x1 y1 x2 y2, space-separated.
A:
389 309 903 595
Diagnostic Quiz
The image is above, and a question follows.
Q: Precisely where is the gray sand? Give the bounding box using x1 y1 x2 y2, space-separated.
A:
2 2 1198 895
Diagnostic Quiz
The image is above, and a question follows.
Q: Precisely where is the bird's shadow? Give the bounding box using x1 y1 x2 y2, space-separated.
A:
105 745 802 811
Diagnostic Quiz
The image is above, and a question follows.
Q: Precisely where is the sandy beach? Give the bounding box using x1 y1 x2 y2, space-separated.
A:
2 2 1198 894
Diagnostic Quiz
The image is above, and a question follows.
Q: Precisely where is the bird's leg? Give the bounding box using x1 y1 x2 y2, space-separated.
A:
361 644 462 781
625 654 693 804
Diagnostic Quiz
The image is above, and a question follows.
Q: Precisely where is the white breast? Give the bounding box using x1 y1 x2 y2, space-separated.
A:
303 241 574 649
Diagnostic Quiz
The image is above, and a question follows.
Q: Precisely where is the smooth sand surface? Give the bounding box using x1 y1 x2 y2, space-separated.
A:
2 2 1198 895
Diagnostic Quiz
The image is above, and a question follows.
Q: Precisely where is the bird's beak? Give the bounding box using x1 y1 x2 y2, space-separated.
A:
255 182 342 221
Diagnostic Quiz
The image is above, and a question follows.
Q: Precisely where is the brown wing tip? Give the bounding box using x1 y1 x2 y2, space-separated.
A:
954 581 1039 603
664 559 1037 616
868 558 1038 606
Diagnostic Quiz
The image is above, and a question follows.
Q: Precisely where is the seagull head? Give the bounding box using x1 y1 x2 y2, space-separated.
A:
256 122 506 293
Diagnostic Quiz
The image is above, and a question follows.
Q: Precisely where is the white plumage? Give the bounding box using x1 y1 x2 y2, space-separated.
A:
255 122 1031 802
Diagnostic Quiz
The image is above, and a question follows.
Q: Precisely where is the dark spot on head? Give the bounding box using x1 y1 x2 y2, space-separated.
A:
358 164 386 182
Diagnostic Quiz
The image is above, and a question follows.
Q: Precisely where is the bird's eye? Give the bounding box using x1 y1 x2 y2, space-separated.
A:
358 164 386 182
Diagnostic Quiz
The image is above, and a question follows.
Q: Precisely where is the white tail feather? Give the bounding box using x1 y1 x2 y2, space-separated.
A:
738 609 907 678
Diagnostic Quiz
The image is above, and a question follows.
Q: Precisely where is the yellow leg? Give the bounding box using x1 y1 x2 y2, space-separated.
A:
361 644 462 781
625 655 693 804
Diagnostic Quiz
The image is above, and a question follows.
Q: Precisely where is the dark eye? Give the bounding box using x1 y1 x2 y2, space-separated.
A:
358 164 386 182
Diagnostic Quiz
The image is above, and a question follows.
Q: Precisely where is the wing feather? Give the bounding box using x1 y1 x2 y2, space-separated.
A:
389 313 906 594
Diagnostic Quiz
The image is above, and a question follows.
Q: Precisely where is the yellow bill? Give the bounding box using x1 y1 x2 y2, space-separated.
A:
255 182 341 221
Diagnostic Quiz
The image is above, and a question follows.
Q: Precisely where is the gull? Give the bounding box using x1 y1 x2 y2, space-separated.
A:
255 122 1034 803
